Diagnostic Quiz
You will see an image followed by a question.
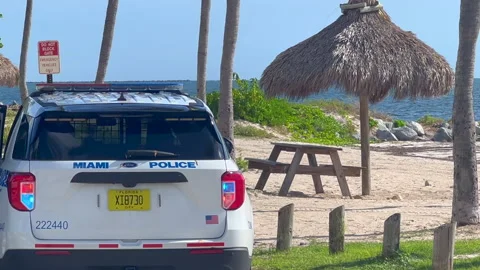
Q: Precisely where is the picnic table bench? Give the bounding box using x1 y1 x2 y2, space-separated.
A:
245 141 362 198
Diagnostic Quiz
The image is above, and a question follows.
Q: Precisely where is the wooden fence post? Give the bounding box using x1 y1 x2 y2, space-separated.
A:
276 203 294 251
329 205 345 254
382 213 401 257
432 222 456 270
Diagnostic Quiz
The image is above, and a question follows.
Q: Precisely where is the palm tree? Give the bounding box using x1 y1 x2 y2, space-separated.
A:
19 0 33 101
218 0 240 158
95 0 119 84
197 0 211 102
452 0 480 226
0 13 3 49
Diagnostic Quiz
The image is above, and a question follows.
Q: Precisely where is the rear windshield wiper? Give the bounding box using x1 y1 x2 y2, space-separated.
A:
125 150 179 160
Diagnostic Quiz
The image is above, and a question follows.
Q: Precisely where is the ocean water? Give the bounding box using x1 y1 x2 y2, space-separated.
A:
1 79 478 121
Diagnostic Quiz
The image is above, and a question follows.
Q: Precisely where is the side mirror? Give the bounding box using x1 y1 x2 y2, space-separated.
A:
223 137 234 154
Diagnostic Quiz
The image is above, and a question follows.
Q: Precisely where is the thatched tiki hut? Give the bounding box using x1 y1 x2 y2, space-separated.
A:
260 0 454 196
0 54 19 88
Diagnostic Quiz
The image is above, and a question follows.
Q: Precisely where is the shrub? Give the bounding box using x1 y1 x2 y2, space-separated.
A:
307 99 357 117
207 77 292 127
393 119 406 128
234 125 274 138
417 115 445 126
206 74 357 145
236 156 249 172
4 109 17 145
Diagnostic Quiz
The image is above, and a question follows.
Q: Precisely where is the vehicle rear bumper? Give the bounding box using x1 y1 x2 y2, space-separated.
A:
0 248 251 270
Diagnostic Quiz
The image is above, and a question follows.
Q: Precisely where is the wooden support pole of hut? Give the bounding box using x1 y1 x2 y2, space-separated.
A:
360 96 371 195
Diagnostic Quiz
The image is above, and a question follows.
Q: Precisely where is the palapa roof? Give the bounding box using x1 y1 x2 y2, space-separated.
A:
260 0 454 104
0 54 19 88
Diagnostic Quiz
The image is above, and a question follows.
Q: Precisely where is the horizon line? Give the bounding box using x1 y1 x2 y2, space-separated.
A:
23 78 480 84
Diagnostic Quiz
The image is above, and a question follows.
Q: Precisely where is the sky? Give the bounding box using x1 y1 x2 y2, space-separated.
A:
1 0 465 82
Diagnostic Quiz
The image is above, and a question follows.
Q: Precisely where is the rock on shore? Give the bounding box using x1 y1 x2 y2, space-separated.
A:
359 117 462 143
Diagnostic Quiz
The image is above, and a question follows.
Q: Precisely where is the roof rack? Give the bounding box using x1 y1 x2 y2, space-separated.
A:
34 82 187 96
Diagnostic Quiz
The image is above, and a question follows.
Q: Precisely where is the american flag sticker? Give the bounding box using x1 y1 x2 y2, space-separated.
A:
205 215 219 225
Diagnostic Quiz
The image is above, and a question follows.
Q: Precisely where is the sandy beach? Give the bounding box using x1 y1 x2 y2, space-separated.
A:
236 138 480 249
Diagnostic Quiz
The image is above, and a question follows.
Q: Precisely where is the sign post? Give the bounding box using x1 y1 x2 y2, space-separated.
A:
38 40 61 83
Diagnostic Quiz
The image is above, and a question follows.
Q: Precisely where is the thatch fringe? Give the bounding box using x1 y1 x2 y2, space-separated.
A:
0 54 19 88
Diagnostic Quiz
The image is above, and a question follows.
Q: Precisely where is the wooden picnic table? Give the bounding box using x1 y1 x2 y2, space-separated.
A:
245 141 362 198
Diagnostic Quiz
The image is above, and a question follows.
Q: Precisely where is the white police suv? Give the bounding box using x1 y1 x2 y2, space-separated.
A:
0 83 254 270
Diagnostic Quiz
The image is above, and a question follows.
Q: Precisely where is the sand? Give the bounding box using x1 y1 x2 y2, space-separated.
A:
235 138 480 249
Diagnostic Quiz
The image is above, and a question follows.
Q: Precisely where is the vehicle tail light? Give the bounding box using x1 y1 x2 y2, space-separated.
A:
8 173 36 211
221 171 245 210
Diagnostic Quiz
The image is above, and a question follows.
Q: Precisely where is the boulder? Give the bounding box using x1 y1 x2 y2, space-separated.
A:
440 122 450 129
407 121 425 136
433 127 453 142
375 129 398 141
376 120 389 131
392 127 418 141
384 122 394 130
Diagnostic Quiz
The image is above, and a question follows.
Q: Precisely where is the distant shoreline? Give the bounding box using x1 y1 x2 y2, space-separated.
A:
0 80 478 122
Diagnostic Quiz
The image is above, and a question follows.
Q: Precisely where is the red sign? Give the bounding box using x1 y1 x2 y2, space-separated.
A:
38 41 59 57
38 40 60 74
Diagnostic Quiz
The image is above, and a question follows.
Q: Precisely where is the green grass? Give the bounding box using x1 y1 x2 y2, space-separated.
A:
4 108 17 145
306 100 391 121
252 240 480 270
417 115 446 127
235 156 249 172
393 119 407 128
306 99 358 117
234 125 275 139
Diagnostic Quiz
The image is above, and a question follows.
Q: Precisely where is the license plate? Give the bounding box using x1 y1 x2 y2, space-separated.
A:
107 189 151 211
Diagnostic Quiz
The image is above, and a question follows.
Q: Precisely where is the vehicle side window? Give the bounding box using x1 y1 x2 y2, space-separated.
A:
12 115 29 160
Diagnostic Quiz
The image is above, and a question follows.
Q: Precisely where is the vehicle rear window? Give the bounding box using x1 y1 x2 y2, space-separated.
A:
30 111 226 161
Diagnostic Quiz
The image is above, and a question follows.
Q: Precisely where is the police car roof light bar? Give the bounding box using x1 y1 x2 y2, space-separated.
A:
35 82 186 95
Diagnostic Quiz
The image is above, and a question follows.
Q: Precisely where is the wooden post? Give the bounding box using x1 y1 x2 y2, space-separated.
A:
360 95 371 195
382 213 401 257
276 203 294 251
432 222 456 270
329 205 345 254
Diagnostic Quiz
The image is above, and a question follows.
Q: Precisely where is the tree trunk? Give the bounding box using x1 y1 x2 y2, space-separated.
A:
452 0 480 226
218 0 240 159
95 0 119 84
18 0 33 102
196 0 211 102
